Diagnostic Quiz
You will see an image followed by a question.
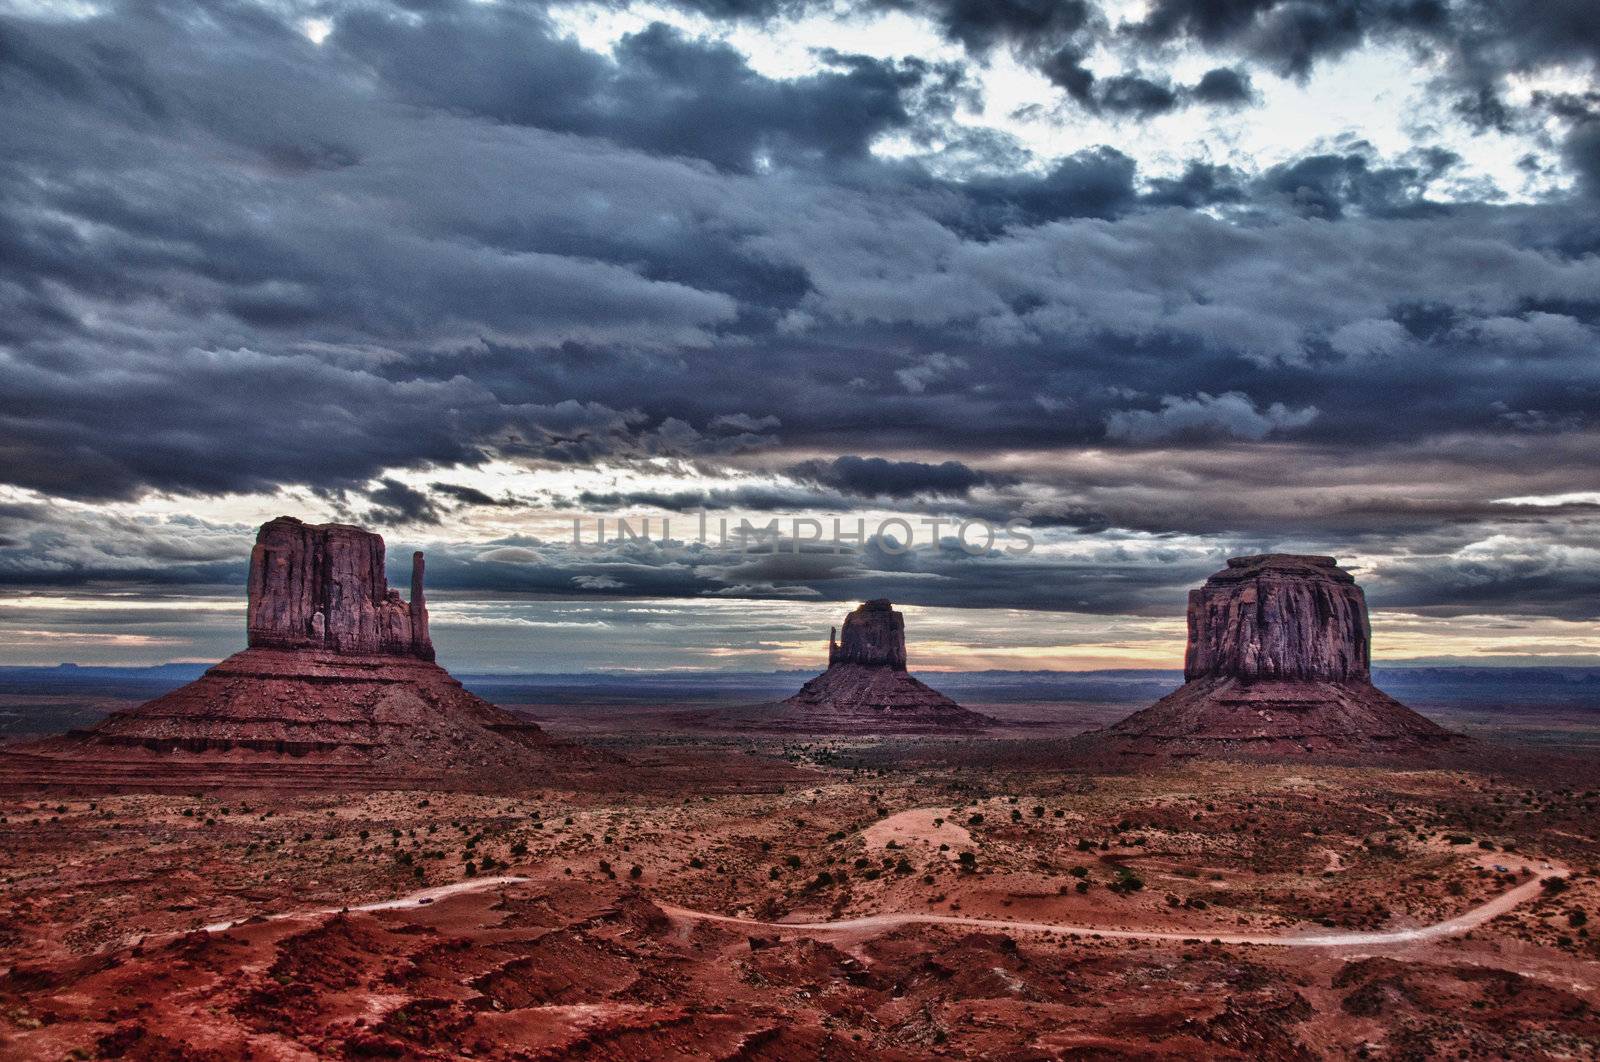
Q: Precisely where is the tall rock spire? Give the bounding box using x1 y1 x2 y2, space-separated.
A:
409 550 433 661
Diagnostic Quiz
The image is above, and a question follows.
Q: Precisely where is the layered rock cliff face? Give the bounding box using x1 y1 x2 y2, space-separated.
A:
5 517 599 789
761 601 995 733
1083 555 1465 760
828 599 908 669
1184 555 1367 681
247 517 433 660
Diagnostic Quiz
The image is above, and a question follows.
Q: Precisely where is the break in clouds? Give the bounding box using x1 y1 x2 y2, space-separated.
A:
1 0 1598 665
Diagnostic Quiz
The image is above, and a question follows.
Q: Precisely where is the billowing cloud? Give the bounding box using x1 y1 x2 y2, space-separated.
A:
1104 391 1320 443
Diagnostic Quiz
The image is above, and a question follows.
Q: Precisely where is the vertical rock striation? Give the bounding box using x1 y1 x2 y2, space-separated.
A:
247 516 433 660
1083 554 1466 760
1184 555 1368 681
829 599 908 669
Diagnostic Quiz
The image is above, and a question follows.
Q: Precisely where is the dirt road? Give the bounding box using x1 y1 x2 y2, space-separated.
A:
661 859 1566 948
186 860 1565 951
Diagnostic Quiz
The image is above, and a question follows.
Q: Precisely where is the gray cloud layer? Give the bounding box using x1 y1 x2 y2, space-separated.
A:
1 0 1598 634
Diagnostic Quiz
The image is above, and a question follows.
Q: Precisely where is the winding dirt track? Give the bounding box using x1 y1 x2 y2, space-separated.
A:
191 858 1565 951
659 861 1562 948
196 875 534 934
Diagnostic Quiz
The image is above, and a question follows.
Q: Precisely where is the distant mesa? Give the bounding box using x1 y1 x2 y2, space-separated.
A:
1080 554 1469 759
761 600 997 733
0 517 593 790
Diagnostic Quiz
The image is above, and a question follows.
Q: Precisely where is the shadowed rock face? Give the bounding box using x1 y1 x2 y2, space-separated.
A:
248 516 432 660
1081 555 1466 760
1185 554 1367 682
828 599 907 670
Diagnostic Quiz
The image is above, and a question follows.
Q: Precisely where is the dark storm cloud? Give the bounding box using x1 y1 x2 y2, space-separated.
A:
359 478 444 527
576 484 851 512
1255 147 1459 219
332 8 948 174
1191 66 1255 106
390 530 1221 616
786 455 1005 497
1096 74 1181 117
0 509 249 587
949 147 1139 230
1144 161 1250 208
1113 0 1600 196
431 483 523 509
924 0 1097 53
4 481 1598 620
1 0 1599 631
1036 51 1254 117
1369 544 1600 622
1127 0 1449 78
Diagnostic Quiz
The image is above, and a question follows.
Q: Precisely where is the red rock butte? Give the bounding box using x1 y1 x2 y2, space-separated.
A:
766 600 997 733
0 517 589 791
247 516 435 660
1083 554 1467 759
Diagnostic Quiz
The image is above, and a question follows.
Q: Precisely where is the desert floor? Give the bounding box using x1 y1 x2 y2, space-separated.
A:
3 696 1600 1060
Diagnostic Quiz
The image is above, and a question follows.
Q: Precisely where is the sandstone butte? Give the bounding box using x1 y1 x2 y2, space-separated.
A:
1081 554 1468 759
767 600 998 733
0 517 586 791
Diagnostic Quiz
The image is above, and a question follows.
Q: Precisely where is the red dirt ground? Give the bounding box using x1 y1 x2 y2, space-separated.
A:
2 736 1598 1059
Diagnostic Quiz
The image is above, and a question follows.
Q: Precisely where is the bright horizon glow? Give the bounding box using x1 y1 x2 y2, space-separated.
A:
3 592 1597 671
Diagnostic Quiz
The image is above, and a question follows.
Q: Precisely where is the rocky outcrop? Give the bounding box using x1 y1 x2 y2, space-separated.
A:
247 516 432 660
1184 554 1367 681
755 601 995 733
1081 555 1467 760
66 647 555 768
8 517 604 789
828 600 907 669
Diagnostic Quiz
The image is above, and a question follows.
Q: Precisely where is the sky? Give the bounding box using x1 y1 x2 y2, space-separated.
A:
0 0 1598 671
